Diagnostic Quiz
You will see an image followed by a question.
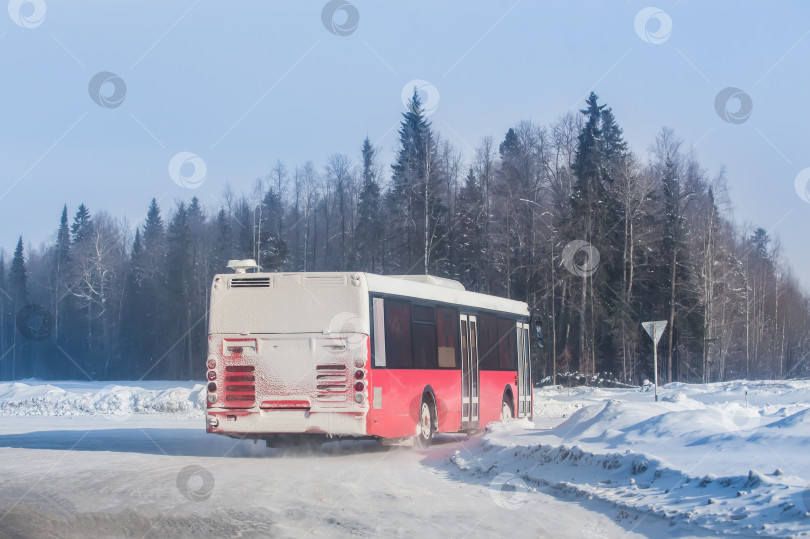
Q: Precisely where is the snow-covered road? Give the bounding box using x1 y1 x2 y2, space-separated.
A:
0 416 701 538
1 379 808 537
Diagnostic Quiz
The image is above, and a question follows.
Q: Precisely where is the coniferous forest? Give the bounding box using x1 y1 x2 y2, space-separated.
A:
2 92 808 383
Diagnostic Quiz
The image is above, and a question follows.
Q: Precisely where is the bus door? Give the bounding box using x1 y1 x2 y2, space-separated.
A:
459 314 479 429
516 322 531 418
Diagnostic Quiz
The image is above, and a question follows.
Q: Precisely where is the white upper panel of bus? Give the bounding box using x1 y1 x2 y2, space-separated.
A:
214 271 529 318
364 273 528 316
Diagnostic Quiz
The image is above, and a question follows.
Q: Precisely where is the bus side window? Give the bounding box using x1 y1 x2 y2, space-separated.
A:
478 314 499 370
384 299 413 368
412 305 437 369
497 318 517 370
372 297 386 367
436 308 458 368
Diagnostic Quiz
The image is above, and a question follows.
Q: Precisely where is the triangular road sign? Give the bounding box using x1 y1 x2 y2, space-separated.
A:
642 320 667 345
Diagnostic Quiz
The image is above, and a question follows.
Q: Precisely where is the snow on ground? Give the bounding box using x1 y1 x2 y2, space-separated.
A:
0 379 807 537
452 380 810 537
0 380 205 418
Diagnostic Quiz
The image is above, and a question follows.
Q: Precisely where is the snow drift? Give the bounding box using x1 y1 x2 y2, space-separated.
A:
453 380 810 536
0 380 205 418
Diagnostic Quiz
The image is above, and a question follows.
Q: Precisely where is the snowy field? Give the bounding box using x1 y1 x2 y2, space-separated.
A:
0 380 807 537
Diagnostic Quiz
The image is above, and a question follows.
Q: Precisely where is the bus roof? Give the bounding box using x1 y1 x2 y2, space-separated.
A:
216 270 529 317
364 273 529 316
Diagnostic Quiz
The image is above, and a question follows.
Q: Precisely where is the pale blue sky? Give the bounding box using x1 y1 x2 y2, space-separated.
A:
2 1 809 287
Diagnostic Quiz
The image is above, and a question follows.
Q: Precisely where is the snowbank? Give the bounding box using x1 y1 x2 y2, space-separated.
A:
0 380 205 418
455 380 810 536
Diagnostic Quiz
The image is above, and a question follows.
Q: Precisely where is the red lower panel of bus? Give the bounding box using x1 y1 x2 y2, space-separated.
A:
479 371 517 425
366 369 462 438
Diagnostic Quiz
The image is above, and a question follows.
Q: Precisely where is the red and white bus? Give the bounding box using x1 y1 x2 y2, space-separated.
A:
204 265 534 446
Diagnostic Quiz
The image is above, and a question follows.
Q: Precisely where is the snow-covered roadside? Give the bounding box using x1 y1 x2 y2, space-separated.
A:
0 380 205 418
452 381 810 536
2 379 809 535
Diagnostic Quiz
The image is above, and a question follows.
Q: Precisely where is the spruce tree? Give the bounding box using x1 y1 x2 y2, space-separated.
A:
356 137 382 272
140 198 167 374
167 202 192 377
56 205 70 269
390 88 448 273
259 188 287 271
9 237 27 308
53 205 71 344
0 253 7 379
70 204 93 244
213 207 232 272
454 167 485 291
9 238 27 379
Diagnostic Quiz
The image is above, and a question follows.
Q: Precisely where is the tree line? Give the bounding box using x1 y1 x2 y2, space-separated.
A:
1 91 808 383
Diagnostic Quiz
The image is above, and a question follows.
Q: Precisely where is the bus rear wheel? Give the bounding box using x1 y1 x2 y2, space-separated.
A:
414 398 435 448
500 395 514 421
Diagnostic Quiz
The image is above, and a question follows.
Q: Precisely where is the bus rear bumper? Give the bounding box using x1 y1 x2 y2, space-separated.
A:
206 408 367 437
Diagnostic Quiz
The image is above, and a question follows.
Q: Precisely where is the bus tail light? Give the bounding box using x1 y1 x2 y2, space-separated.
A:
207 394 217 404
207 370 216 381
354 393 365 404
354 370 364 380
354 381 364 392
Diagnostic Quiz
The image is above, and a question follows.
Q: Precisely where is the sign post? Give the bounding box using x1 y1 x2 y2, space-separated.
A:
641 321 667 402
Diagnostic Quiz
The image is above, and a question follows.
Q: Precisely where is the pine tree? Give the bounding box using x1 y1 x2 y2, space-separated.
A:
142 199 165 254
70 204 93 244
356 137 382 272
660 156 690 383
140 198 167 374
9 237 27 308
9 237 27 379
122 227 146 376
750 228 770 259
454 167 485 290
53 205 71 343
259 188 287 271
0 253 7 379
390 88 448 273
56 205 70 269
167 202 192 378
570 93 605 374
213 207 232 272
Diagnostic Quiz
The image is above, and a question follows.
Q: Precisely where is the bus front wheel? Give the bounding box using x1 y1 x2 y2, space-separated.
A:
414 398 435 448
